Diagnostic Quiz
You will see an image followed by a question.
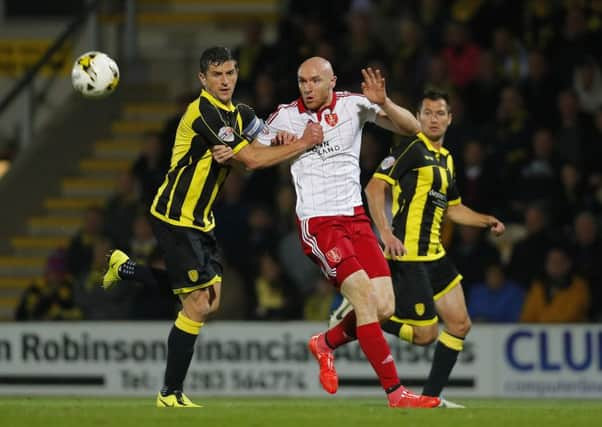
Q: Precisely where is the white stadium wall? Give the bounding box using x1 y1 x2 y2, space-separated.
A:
0 322 601 398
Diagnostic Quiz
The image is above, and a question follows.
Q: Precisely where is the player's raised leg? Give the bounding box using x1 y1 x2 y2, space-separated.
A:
102 249 167 290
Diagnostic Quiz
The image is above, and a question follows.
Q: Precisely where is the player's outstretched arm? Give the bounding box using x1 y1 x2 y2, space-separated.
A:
365 177 407 257
210 129 297 165
234 122 323 169
446 203 505 236
361 67 420 136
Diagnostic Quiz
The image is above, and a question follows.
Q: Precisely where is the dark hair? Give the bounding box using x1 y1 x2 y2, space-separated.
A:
199 46 236 73
419 89 450 111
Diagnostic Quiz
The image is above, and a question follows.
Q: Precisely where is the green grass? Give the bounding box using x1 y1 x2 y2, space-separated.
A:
2 397 602 427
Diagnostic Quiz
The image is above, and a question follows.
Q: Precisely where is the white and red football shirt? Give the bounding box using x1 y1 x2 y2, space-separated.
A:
258 91 381 219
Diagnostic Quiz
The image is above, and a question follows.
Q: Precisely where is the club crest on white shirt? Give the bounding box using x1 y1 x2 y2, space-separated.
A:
380 156 395 170
218 126 235 142
324 113 338 126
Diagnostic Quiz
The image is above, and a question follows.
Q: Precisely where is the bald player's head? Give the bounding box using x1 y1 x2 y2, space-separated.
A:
297 57 337 111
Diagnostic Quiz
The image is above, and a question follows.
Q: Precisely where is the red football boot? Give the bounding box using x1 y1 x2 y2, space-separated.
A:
308 334 338 394
416 394 442 408
388 386 441 408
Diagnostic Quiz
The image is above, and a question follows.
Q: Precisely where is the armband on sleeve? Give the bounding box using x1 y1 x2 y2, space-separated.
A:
243 116 267 141
238 103 266 141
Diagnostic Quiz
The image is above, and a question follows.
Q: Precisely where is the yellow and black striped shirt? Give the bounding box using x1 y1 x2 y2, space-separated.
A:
374 132 461 261
150 90 250 231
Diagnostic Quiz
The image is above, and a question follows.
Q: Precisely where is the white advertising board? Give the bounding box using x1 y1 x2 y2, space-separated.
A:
0 322 599 398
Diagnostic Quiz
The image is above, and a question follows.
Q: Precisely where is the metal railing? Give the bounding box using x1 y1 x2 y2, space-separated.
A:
0 0 100 149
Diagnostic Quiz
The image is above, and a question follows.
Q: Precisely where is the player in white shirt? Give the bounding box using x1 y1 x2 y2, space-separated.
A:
214 58 440 408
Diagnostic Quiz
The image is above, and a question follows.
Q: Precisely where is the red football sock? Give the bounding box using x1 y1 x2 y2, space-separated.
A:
356 322 399 391
324 311 356 350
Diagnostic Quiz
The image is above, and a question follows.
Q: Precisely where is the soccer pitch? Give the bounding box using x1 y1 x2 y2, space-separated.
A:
2 397 602 427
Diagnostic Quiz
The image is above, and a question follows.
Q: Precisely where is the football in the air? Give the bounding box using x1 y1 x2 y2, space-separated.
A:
71 51 119 98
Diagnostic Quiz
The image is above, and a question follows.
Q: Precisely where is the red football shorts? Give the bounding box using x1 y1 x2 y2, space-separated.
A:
296 206 390 287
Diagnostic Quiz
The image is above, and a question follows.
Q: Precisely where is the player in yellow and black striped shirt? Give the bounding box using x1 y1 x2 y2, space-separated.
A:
372 131 462 262
332 90 505 407
368 90 505 405
101 46 323 407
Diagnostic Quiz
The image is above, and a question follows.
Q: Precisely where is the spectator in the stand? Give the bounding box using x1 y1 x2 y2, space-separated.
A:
441 21 480 88
508 203 553 288
65 205 106 278
232 19 271 98
129 212 157 263
569 211 602 321
132 131 168 208
463 50 503 125
103 170 142 250
304 277 337 321
523 0 560 50
253 250 300 320
413 0 449 51
423 55 453 95
284 0 351 40
520 50 558 127
449 0 511 45
247 203 279 256
468 262 524 323
555 89 589 167
555 163 588 227
513 128 561 209
549 7 599 88
491 27 529 82
291 16 324 70
213 171 250 276
389 17 430 100
455 140 497 212
520 245 590 323
573 56 602 114
252 72 278 120
273 185 296 235
447 225 500 295
277 220 321 297
584 107 602 177
14 249 81 321
487 86 532 187
338 5 387 88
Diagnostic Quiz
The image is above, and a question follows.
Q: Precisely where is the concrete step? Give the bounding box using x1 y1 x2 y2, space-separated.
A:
61 177 115 197
0 256 45 276
93 139 143 159
11 236 69 256
0 277 36 290
0 304 15 321
45 197 105 209
107 0 279 25
122 102 176 121
44 196 106 216
135 12 278 26
79 158 132 176
111 120 164 135
0 287 26 300
28 216 81 236
0 297 16 307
